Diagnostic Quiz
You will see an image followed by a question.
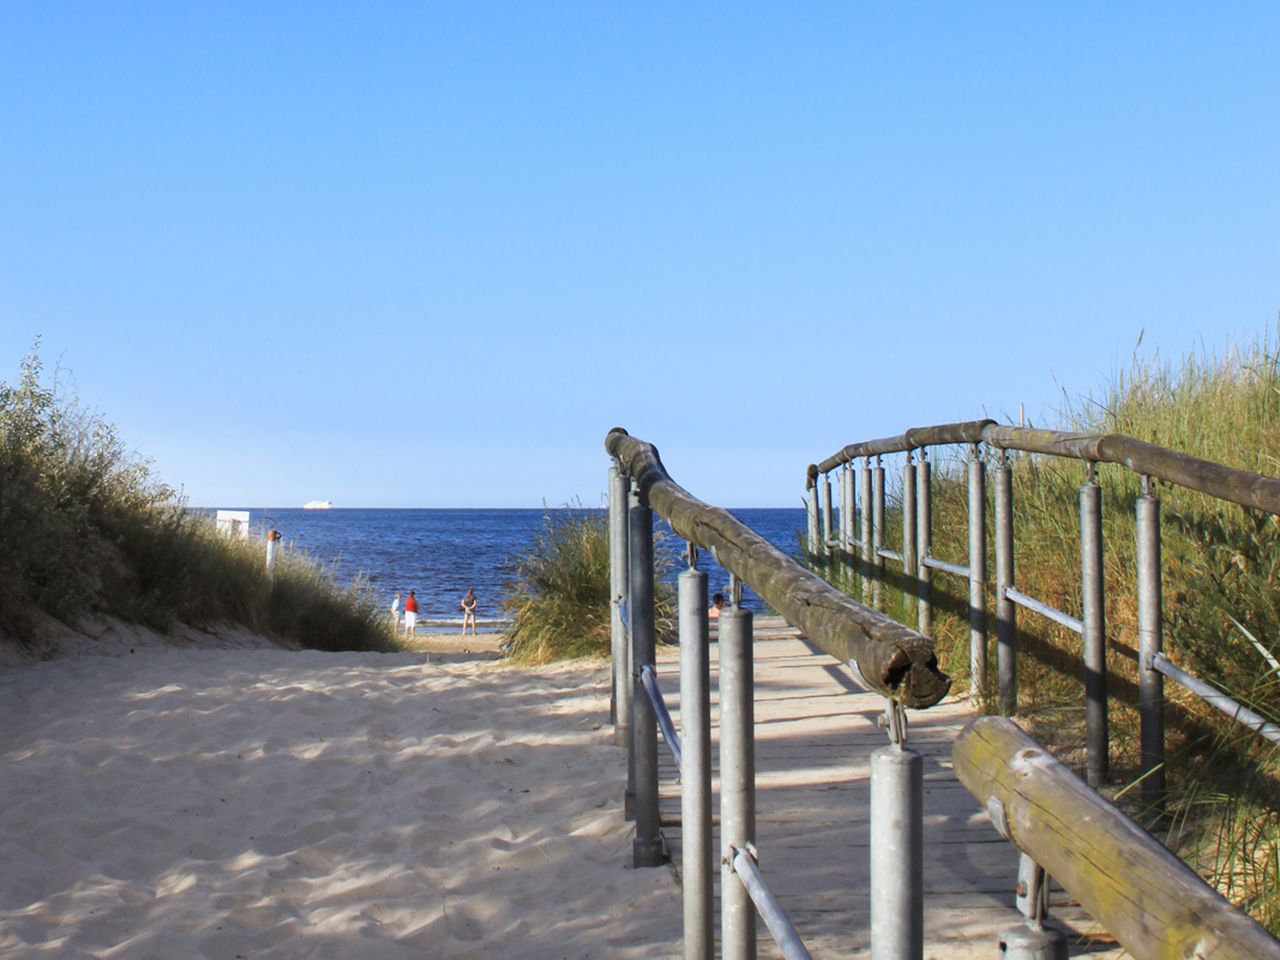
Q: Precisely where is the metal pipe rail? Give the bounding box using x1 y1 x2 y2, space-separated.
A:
953 717 1280 959
1152 653 1280 745
1003 586 1083 635
729 846 815 960
640 664 684 768
607 427 950 708
921 555 967 578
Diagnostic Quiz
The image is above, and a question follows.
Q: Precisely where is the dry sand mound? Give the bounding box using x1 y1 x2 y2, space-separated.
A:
0 648 682 958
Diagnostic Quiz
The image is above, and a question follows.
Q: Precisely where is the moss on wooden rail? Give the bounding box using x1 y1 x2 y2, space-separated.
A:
605 428 949 709
952 717 1280 960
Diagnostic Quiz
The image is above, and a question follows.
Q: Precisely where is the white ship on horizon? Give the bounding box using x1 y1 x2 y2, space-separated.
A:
303 499 333 510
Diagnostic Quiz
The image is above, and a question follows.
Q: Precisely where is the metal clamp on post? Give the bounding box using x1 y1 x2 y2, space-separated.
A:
878 698 909 748
999 853 1067 959
729 572 744 608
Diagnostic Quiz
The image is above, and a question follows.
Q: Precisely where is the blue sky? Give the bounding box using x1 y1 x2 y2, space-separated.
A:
2 3 1276 507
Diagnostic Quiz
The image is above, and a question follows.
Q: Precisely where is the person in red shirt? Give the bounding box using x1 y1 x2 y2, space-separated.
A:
403 590 420 635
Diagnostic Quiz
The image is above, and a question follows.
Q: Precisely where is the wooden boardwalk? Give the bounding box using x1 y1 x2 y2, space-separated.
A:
652 617 1119 959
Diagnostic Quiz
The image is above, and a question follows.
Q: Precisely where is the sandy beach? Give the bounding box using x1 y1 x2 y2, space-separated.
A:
0 638 683 958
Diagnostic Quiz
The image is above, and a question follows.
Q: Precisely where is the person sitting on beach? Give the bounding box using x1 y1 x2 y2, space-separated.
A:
460 588 478 635
403 590 419 635
390 592 402 629
709 593 725 619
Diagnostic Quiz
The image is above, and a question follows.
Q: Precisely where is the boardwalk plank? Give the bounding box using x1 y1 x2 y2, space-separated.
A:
647 617 1120 958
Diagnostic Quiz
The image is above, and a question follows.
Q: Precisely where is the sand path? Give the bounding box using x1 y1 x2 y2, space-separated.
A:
0 648 682 958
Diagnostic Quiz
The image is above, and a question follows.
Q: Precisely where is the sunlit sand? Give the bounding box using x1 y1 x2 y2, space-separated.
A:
0 639 682 958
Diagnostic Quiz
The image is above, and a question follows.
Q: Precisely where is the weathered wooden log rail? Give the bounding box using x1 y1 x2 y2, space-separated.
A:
606 427 946 960
603 421 1280 960
954 718 1279 960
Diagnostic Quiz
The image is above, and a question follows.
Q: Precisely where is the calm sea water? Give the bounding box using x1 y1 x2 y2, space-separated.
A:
205 508 805 622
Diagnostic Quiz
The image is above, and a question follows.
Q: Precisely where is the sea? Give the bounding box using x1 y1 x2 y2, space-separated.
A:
205 508 806 626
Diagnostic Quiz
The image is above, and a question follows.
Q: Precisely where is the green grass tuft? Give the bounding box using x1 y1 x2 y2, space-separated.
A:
502 505 674 664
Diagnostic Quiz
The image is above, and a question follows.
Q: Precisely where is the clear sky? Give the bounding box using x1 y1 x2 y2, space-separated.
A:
2 4 1276 507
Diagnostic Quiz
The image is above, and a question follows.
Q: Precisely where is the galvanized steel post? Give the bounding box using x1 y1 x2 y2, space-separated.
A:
840 465 856 579
1136 483 1166 810
916 453 932 635
995 454 1017 716
629 487 663 867
870 708 923 960
1080 470 1108 786
821 474 834 565
720 606 757 960
968 446 987 700
624 484 639 820
902 454 918 614
679 567 713 960
806 480 821 565
861 459 874 605
609 467 631 740
872 459 886 610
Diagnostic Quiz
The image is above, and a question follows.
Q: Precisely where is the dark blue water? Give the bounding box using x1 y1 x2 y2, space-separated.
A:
204 508 805 621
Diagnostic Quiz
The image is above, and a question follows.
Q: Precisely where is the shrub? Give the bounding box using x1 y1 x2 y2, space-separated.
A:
0 343 398 653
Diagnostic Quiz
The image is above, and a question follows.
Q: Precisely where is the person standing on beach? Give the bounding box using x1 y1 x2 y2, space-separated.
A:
403 590 419 635
709 593 725 619
390 593 402 630
460 588 478 635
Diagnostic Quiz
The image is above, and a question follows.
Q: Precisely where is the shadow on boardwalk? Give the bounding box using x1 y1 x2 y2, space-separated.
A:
653 616 1123 959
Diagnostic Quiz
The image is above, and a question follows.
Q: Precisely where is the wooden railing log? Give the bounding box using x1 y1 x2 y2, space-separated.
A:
953 717 1280 960
816 421 1280 517
606 428 950 708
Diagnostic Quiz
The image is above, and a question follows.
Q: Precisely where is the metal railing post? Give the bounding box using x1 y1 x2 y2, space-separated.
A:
861 458 873 605
841 465 856 580
629 486 663 867
679 566 713 960
806 479 821 564
624 484 638 819
610 467 631 739
902 453 918 614
720 605 758 960
870 458 880 609
995 453 1017 716
916 453 932 635
1080 468 1108 786
1136 481 1166 811
968 445 987 700
870 702 923 960
821 473 834 565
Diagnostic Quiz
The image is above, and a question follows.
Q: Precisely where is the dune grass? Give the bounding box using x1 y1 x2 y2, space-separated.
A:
502 505 674 664
817 331 1280 932
0 343 399 653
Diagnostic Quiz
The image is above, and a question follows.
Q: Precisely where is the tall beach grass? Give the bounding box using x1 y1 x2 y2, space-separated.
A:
502 505 674 664
0 344 399 653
